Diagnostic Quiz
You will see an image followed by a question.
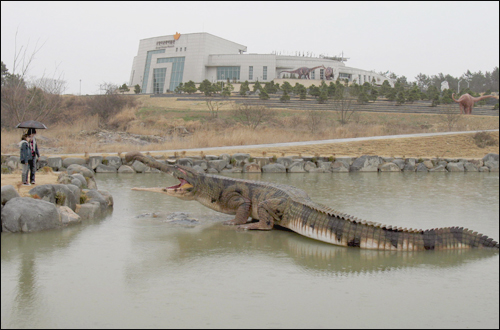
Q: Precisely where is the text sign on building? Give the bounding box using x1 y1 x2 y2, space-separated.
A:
156 39 175 49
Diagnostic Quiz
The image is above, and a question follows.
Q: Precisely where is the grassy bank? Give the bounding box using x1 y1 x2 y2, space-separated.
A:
1 95 498 157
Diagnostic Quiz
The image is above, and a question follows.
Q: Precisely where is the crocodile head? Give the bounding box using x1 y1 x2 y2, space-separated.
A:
131 164 199 200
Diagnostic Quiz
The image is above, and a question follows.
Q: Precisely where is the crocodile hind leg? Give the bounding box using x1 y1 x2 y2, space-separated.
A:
238 198 284 230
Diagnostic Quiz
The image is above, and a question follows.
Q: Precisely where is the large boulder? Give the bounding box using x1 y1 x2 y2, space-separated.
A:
262 164 287 173
231 153 251 167
104 156 122 169
29 184 80 211
88 156 103 169
446 162 465 172
6 156 21 171
2 197 60 232
483 153 499 172
350 155 382 172
288 161 306 173
276 157 294 169
48 157 63 171
62 157 86 168
1 185 20 206
379 162 401 172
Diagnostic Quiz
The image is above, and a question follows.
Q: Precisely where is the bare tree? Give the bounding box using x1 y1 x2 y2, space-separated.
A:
205 97 228 118
233 103 275 129
1 31 66 127
332 89 355 125
439 104 462 131
305 110 325 134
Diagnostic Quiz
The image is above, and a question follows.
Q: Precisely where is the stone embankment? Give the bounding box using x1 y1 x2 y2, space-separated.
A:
1 163 113 233
3 152 498 176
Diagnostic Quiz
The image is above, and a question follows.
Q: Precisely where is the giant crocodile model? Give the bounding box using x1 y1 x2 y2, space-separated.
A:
280 65 325 79
126 152 499 251
452 93 498 115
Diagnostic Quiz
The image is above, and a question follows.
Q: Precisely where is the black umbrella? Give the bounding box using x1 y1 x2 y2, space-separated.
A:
16 120 48 129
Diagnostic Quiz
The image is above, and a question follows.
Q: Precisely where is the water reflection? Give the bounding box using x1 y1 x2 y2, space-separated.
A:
124 219 498 280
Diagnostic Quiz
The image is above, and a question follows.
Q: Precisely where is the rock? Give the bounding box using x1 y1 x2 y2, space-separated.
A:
446 162 465 172
392 159 406 170
403 158 416 172
75 202 101 220
482 153 499 172
288 161 306 173
177 158 194 167
429 165 447 172
331 160 349 172
304 161 317 172
83 189 109 210
88 156 103 169
254 157 271 168
208 159 228 172
478 166 490 172
416 163 428 172
104 156 122 169
118 165 136 173
67 164 95 178
422 160 434 169
231 153 251 166
96 164 117 173
464 162 478 172
2 197 60 232
37 156 48 170
192 165 206 173
276 157 294 169
6 156 21 170
57 205 81 225
318 161 333 172
70 173 87 188
243 163 261 173
29 184 79 211
193 160 208 170
132 160 148 173
379 162 401 172
1 185 20 206
62 157 86 168
207 168 219 174
350 155 382 172
262 163 287 173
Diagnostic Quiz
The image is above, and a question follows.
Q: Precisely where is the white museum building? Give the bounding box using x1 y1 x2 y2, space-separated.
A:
129 32 393 94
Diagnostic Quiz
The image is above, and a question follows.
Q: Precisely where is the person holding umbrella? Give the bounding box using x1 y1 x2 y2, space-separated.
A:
27 128 40 184
15 120 46 185
19 133 33 185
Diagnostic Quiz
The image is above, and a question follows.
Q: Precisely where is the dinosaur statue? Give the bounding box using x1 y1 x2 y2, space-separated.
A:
126 151 499 251
451 93 498 115
324 67 335 80
280 65 325 79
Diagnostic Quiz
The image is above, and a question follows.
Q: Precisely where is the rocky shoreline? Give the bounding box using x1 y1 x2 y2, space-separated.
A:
3 152 499 175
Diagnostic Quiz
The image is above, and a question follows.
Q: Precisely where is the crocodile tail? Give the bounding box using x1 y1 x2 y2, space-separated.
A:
125 151 173 173
289 208 500 250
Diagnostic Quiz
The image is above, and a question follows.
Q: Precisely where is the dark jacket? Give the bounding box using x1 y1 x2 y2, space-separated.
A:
19 140 33 163
31 137 40 159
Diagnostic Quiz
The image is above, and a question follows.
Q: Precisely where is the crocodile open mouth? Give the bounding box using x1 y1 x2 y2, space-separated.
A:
167 179 192 191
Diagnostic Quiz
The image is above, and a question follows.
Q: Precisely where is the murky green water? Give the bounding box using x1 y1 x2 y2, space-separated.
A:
2 172 499 328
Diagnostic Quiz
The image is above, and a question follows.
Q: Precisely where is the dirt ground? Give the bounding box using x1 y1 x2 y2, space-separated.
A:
2 171 60 197
148 131 499 159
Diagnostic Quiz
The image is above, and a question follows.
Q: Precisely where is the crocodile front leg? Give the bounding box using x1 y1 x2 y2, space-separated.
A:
222 193 252 226
239 198 285 230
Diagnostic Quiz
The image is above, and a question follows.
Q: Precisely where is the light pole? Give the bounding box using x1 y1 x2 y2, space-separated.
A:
79 79 81 95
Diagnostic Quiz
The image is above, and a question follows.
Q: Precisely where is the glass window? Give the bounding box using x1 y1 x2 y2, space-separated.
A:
153 68 167 94
216 67 240 81
249 66 253 80
311 70 315 79
320 69 324 80
157 57 185 91
263 66 267 80
142 49 165 93
184 47 186 51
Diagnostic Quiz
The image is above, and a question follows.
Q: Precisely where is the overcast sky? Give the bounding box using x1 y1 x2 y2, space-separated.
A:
2 1 498 95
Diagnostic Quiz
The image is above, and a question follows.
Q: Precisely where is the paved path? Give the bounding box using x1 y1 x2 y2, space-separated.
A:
57 129 499 157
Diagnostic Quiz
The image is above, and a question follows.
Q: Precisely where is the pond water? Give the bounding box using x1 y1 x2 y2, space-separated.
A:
1 172 499 329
